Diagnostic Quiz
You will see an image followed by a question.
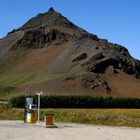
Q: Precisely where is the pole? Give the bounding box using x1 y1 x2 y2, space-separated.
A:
36 91 43 125
24 88 26 123
37 94 40 124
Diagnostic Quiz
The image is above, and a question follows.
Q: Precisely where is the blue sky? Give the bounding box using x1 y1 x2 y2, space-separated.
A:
0 0 140 60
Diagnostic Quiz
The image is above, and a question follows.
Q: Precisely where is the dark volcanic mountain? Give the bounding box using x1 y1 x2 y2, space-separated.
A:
0 7 140 98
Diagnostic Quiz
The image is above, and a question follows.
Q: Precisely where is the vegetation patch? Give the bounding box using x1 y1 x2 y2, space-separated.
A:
0 104 23 120
0 86 16 98
41 109 140 127
0 103 140 127
10 95 140 108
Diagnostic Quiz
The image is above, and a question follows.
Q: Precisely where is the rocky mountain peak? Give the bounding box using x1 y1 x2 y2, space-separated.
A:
10 8 97 50
48 7 55 12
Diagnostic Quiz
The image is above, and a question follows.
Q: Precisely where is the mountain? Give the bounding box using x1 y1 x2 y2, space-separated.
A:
0 7 140 99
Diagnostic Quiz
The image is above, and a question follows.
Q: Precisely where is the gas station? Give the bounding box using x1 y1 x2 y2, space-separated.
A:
24 91 56 128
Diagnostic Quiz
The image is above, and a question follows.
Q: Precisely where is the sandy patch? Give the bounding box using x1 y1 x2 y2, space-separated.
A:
0 121 140 140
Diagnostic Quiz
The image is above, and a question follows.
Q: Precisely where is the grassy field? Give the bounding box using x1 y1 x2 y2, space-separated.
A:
0 104 140 127
41 109 140 127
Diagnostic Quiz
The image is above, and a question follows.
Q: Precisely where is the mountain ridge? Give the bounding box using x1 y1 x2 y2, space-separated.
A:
0 7 140 99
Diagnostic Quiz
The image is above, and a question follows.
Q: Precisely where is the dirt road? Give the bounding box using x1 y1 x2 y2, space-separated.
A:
0 121 140 140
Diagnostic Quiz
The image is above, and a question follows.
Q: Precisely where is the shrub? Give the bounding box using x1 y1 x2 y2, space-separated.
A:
9 95 140 108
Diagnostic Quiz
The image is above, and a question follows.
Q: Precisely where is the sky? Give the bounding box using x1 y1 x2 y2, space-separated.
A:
0 0 140 60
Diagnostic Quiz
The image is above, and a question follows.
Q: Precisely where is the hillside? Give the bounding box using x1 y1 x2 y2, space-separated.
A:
0 7 140 99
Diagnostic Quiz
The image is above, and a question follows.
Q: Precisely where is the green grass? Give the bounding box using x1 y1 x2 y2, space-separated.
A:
0 104 23 120
0 86 16 100
0 65 9 75
0 74 37 86
40 109 140 127
0 104 140 127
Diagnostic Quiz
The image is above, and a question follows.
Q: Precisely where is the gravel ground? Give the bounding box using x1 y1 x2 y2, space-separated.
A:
0 121 140 140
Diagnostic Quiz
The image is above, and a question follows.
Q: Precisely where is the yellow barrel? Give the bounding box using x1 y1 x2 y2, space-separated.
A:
45 114 54 126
